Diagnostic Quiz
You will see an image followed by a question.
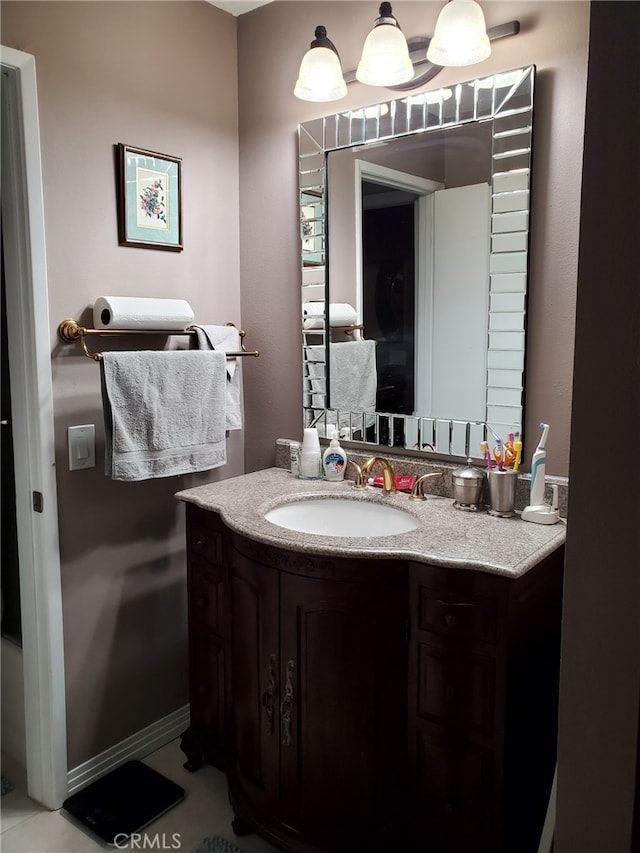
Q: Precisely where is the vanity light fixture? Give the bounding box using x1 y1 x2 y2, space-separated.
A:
355 3 414 87
294 26 347 102
427 0 491 67
294 3 519 101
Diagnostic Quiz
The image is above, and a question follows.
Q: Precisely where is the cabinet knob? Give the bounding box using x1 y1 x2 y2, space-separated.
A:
444 613 458 627
196 538 208 550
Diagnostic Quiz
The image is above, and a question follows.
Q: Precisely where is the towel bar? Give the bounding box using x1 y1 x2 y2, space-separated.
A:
57 319 260 362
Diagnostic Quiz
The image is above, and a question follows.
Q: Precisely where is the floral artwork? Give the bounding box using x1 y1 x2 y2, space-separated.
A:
136 169 168 230
117 144 182 251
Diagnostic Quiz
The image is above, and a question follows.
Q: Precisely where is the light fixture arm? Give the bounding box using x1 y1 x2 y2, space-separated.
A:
375 2 402 28
344 19 520 91
309 25 341 57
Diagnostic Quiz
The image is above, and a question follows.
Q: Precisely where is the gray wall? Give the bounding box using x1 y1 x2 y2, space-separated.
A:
238 1 591 477
2 0 242 768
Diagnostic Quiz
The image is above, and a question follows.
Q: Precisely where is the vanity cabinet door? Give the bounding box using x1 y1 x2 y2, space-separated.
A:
278 570 407 848
408 554 564 853
183 507 227 772
408 563 505 853
227 546 281 819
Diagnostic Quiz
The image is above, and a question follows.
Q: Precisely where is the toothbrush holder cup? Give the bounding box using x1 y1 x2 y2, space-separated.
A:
487 469 519 518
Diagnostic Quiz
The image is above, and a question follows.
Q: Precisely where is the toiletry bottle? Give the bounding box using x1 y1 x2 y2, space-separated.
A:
322 435 347 481
299 428 322 479
289 442 300 476
528 422 549 507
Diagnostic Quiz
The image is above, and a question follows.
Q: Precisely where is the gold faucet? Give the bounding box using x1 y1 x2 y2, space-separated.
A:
409 472 443 501
360 456 397 494
348 460 367 490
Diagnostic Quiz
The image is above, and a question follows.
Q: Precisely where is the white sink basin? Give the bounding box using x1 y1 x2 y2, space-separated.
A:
264 498 420 538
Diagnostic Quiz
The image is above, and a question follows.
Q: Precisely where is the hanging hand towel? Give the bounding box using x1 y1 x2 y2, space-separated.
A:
100 350 227 482
193 325 243 430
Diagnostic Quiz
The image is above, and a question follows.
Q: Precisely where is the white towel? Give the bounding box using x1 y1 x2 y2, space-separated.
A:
330 340 377 429
193 325 243 430
100 350 227 481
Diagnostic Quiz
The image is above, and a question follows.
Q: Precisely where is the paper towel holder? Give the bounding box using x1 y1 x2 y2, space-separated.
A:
57 318 260 362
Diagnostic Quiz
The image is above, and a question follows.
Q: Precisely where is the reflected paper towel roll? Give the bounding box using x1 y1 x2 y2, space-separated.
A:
303 302 357 329
93 296 195 331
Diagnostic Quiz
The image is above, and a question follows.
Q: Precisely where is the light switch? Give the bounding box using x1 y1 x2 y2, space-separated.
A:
68 424 95 471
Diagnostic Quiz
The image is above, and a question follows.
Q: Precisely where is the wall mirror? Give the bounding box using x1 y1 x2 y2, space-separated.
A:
299 65 534 460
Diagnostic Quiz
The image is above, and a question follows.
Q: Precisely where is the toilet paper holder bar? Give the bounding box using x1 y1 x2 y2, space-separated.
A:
58 318 260 362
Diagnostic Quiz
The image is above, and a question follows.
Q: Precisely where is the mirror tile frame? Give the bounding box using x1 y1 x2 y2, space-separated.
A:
299 65 535 459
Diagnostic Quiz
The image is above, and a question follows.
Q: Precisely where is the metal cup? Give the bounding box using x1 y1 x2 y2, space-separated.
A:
487 469 518 517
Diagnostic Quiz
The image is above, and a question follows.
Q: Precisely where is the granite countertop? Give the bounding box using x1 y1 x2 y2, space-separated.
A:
176 468 566 578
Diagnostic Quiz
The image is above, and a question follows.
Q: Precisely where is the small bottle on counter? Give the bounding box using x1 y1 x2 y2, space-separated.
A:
322 431 347 482
289 442 300 476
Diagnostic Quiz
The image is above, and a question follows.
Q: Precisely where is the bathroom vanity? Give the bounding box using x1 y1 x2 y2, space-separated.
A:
177 469 565 853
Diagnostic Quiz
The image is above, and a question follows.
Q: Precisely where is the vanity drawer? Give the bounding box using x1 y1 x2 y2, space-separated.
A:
417 586 498 644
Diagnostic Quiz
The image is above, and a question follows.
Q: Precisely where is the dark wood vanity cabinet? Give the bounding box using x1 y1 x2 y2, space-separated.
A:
408 558 564 853
180 507 227 772
181 504 563 853
227 533 408 851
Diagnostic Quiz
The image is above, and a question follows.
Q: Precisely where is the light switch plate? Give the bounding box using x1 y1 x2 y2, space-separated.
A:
68 424 95 471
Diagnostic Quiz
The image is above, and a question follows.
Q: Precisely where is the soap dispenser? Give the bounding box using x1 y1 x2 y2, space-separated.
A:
322 428 347 481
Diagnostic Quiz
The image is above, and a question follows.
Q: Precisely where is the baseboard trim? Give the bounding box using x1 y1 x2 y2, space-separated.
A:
66 705 190 796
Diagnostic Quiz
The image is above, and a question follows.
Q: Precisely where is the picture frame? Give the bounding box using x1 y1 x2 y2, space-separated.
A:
117 144 183 251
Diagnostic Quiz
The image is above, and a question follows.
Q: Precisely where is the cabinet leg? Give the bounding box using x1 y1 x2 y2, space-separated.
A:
231 816 253 837
179 726 203 772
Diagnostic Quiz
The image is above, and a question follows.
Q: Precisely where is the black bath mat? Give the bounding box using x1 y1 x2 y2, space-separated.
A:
62 759 184 845
191 837 244 853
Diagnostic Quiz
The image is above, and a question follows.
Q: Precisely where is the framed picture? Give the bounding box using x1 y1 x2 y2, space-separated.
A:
117 144 183 251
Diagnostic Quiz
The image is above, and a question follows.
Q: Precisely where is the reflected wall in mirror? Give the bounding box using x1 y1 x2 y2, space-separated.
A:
299 66 534 460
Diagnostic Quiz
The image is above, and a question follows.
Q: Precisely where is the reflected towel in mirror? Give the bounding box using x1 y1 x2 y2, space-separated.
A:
330 340 377 429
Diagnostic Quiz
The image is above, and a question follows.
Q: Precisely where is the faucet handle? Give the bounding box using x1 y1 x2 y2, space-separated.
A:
348 460 367 490
409 472 443 501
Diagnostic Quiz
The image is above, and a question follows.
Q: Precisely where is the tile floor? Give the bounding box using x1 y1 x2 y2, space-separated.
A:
1 740 279 853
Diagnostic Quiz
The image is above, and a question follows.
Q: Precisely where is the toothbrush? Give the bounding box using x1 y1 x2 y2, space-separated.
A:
486 424 501 444
513 438 523 471
480 440 493 470
493 438 505 471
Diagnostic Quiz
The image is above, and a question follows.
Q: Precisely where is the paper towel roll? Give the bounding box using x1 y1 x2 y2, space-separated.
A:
303 302 358 329
93 296 195 331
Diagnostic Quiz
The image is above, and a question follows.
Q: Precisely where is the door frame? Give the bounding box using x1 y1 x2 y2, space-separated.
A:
354 160 442 416
1 45 68 809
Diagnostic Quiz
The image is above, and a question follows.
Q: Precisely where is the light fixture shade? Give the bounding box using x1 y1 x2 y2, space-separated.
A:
356 4 414 87
294 27 347 102
427 0 491 67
